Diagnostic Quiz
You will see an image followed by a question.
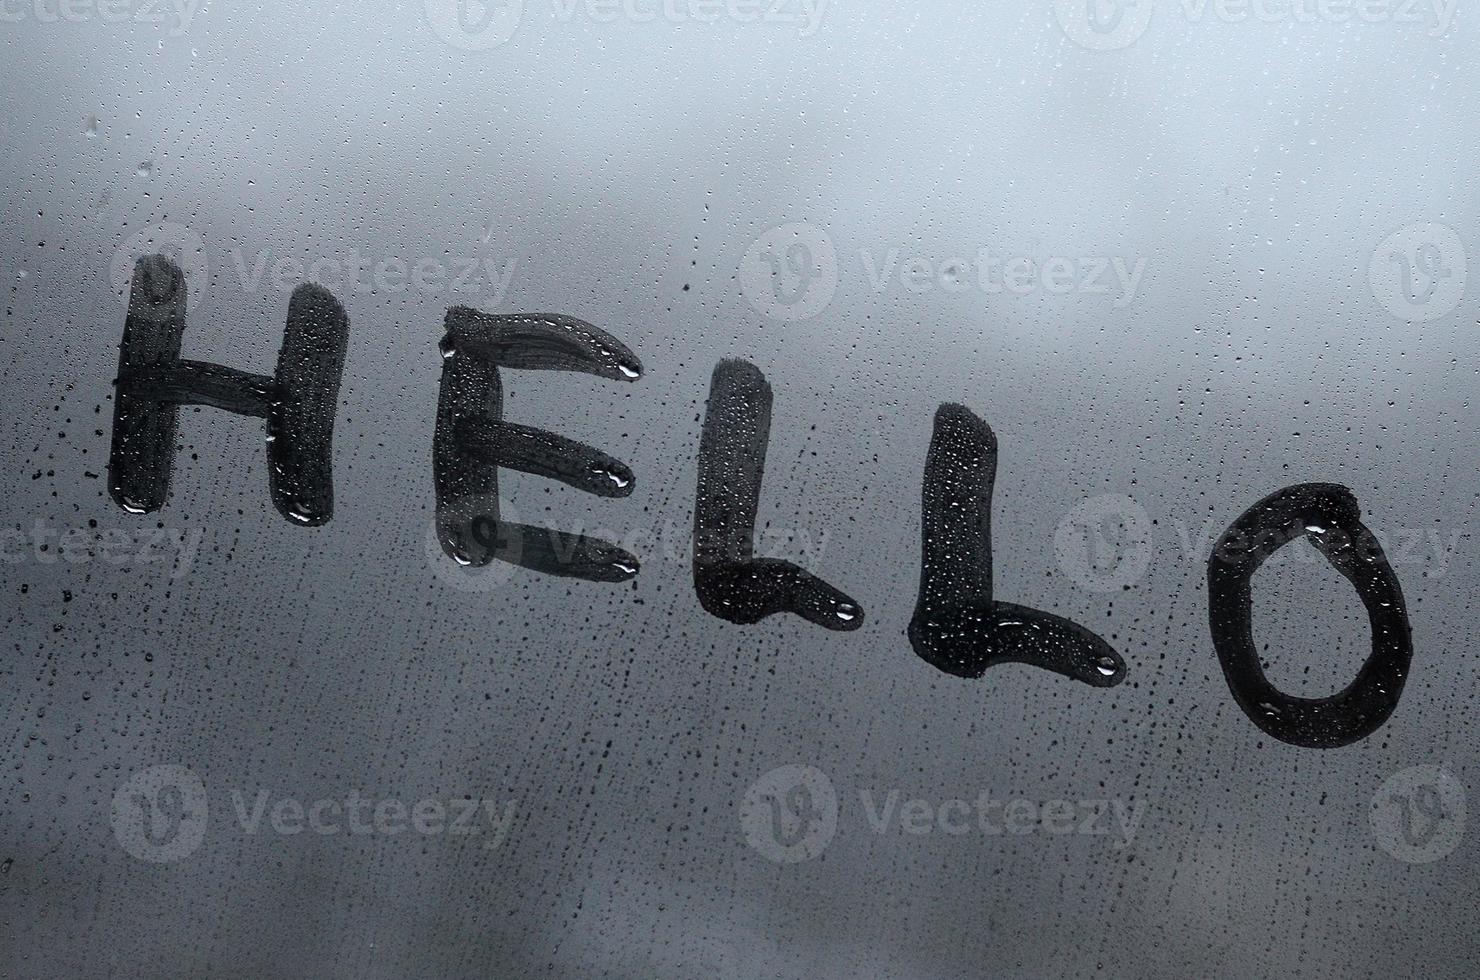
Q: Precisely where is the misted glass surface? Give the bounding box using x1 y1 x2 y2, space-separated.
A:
1 1 1476 976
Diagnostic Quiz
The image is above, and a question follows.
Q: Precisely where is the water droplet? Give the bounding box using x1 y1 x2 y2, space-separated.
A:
285 503 316 524
591 464 630 489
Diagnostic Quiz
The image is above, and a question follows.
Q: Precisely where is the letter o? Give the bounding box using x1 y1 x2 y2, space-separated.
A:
1207 483 1413 748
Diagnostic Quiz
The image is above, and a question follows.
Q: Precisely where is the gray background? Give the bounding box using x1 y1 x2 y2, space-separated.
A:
2 0 1478 976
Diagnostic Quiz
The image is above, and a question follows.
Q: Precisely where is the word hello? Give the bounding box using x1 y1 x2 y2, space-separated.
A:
107 256 1415 750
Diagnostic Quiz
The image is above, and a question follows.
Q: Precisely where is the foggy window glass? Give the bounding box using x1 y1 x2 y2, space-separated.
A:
1 1 1474 976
